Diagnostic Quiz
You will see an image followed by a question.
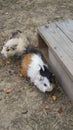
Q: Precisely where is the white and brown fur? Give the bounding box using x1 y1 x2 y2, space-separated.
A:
1 30 33 58
1 32 56 92
21 49 56 92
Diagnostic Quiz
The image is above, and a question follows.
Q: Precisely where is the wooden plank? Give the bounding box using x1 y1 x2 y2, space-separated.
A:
38 24 73 60
49 50 73 101
56 19 73 42
38 25 73 80
46 24 73 60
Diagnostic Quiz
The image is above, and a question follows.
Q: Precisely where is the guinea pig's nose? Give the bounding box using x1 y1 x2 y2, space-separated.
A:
1 50 5 55
1 50 8 58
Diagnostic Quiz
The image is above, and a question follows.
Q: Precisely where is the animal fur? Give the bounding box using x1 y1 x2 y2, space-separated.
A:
21 51 56 92
1 30 34 58
1 33 56 92
21 53 33 77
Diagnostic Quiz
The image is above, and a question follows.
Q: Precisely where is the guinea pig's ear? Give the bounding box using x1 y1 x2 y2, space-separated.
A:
39 66 45 76
10 30 22 39
11 44 17 50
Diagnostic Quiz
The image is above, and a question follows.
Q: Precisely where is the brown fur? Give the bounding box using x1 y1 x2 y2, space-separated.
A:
21 53 33 77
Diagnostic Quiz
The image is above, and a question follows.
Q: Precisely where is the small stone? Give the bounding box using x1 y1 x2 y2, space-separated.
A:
52 95 57 101
45 105 50 110
57 107 63 113
0 78 3 82
6 61 10 65
5 12 8 15
21 110 28 114
19 73 23 77
6 88 13 94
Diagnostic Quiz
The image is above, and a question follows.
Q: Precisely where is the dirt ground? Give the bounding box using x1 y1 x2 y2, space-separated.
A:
0 0 73 130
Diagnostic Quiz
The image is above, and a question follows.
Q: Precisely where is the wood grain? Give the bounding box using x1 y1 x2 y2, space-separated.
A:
38 20 73 101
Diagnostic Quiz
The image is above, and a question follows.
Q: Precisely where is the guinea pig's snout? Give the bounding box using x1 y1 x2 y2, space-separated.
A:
1 49 4 56
1 49 8 58
1 50 3 54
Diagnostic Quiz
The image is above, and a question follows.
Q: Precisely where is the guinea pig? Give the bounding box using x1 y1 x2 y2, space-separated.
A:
21 50 56 92
1 30 33 58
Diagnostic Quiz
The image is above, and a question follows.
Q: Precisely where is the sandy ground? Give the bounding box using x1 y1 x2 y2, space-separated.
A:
0 0 73 130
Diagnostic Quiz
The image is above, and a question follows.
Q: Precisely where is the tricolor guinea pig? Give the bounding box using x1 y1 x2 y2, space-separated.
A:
21 49 56 92
1 30 33 58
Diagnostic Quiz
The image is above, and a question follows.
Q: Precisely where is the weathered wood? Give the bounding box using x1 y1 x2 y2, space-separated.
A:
38 20 73 101
56 19 73 42
49 50 73 101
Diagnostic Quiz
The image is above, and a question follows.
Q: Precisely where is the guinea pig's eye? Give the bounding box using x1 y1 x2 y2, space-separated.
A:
11 47 15 50
6 47 10 51
44 83 47 87
11 44 17 50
